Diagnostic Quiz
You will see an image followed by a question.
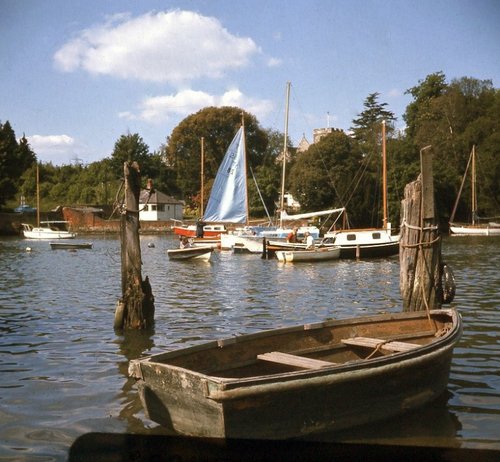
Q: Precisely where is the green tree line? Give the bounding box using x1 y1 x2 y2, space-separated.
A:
1 72 498 228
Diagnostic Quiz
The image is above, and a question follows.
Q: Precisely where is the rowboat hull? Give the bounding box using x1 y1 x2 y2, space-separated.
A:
276 246 341 262
449 224 500 236
50 242 93 249
130 309 461 439
167 245 214 261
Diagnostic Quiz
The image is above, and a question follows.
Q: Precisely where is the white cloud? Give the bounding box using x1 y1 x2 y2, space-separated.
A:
386 88 402 98
54 10 260 84
121 88 274 123
29 134 75 150
27 135 90 164
267 57 282 67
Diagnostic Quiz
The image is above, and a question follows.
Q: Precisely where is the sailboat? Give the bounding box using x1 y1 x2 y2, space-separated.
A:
222 82 344 253
174 122 250 243
263 82 344 240
322 120 400 258
449 145 500 236
21 164 76 239
171 136 228 239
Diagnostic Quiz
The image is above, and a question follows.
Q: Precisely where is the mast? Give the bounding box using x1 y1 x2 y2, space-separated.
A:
279 81 291 228
200 137 204 218
382 120 388 229
472 145 477 225
242 113 249 226
36 163 40 227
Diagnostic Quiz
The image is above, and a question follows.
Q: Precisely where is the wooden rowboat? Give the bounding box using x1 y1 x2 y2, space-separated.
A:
129 309 462 439
49 241 93 250
167 245 214 261
275 246 340 262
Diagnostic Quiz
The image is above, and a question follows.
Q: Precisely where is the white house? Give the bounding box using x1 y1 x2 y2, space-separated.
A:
139 190 183 221
283 192 301 211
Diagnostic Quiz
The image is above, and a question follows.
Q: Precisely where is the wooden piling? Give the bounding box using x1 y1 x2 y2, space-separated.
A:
114 161 155 330
400 147 443 312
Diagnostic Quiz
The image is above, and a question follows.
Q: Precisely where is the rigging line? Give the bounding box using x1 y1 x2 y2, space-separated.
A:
342 148 377 206
316 154 345 208
289 85 315 143
342 151 374 209
109 180 125 219
314 139 375 211
249 166 273 225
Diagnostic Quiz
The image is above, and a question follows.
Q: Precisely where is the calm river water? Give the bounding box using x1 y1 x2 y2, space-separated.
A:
0 234 499 460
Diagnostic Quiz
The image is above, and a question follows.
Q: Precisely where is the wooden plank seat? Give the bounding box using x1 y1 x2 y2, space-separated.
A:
257 351 336 369
341 337 420 352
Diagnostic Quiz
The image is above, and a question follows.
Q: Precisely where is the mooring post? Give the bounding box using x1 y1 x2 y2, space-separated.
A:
400 146 443 312
114 161 155 330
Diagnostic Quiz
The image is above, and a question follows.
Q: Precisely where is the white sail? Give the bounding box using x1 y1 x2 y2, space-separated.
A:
203 126 248 223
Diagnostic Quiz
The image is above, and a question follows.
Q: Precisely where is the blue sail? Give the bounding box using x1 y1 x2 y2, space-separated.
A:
203 126 248 223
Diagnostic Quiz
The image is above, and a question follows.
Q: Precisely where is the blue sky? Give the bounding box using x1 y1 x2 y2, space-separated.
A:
1 0 499 165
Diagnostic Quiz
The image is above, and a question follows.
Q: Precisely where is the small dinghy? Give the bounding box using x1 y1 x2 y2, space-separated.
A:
167 245 214 261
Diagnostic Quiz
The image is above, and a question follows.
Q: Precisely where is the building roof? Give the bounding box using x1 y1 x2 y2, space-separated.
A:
297 133 310 152
139 189 183 205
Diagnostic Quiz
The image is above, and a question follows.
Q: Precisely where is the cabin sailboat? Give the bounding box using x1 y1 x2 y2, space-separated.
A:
449 145 500 236
323 120 400 258
222 83 343 252
21 164 76 239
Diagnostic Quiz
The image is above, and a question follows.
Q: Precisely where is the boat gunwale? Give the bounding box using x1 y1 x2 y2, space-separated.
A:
206 339 459 401
132 309 461 394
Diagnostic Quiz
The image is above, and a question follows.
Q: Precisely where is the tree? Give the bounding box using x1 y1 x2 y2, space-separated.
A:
403 72 448 140
15 135 37 176
403 74 499 222
109 133 152 180
0 121 25 207
287 130 370 224
350 92 396 170
351 92 396 142
349 95 397 227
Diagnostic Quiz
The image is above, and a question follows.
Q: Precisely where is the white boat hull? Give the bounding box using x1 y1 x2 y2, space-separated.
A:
276 246 340 262
450 224 500 236
167 246 214 261
221 225 322 252
22 223 76 239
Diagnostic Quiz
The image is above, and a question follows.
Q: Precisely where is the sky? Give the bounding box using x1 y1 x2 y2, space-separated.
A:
1 0 499 165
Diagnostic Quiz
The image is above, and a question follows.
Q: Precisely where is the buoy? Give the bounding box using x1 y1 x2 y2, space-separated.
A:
26 247 32 252
148 242 155 248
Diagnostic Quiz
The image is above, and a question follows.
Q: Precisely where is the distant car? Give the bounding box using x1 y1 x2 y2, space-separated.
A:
14 204 37 213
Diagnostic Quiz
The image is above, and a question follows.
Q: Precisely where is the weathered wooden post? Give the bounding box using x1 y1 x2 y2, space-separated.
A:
114 161 155 330
400 146 444 312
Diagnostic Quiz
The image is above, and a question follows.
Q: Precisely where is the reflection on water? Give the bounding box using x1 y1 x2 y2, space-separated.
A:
0 235 499 460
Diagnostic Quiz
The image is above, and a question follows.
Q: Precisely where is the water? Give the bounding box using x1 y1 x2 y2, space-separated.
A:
0 234 498 460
